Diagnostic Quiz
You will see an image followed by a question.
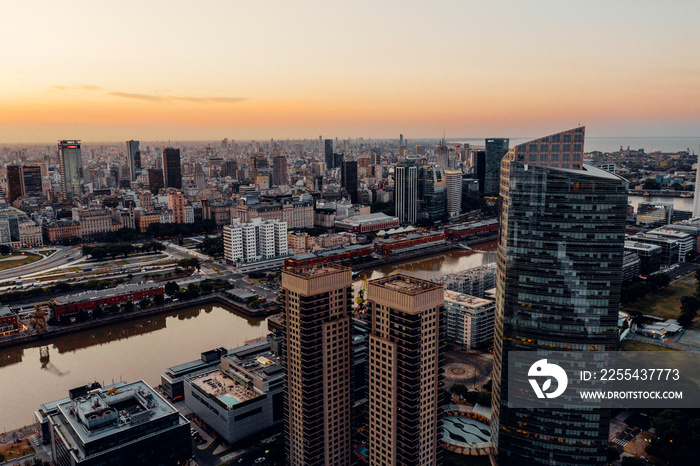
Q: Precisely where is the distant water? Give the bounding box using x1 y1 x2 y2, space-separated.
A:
449 137 700 154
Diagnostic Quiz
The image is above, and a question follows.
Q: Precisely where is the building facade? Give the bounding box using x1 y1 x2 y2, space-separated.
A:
223 218 288 264
444 169 462 217
367 274 444 466
444 290 494 348
59 140 84 200
282 264 353 466
126 140 141 181
162 147 182 189
491 127 627 465
394 161 418 225
483 138 509 197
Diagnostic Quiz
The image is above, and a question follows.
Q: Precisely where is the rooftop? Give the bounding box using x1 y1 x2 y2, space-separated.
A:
224 340 284 382
284 263 349 279
0 306 13 317
52 281 162 306
371 274 442 295
53 380 180 448
444 290 494 308
189 370 261 407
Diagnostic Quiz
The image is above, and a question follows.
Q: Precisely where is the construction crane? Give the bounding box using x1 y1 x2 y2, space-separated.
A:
354 278 368 319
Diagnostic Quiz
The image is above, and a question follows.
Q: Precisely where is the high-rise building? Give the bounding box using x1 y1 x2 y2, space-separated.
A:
437 141 449 169
367 274 444 466
444 169 462 217
272 155 288 186
395 161 418 224
491 127 627 465
324 139 334 169
6 165 22 204
21 165 43 198
474 150 486 194
58 140 84 200
223 218 288 264
147 169 164 195
35 380 191 465
484 138 509 197
341 160 359 204
694 156 700 217
418 165 446 222
162 147 182 189
253 155 270 178
126 140 142 181
282 264 353 466
167 191 186 224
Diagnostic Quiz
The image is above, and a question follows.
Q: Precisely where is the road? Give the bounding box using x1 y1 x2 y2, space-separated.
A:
0 246 81 281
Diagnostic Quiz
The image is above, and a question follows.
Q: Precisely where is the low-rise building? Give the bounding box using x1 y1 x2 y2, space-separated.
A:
443 219 499 241
161 348 228 401
444 290 495 349
624 241 663 275
184 339 284 443
334 212 399 233
72 208 116 242
627 233 680 268
374 231 447 256
622 250 642 281
42 219 81 244
0 306 20 337
18 220 43 248
284 244 373 268
35 380 191 464
134 209 161 233
647 228 694 262
51 281 164 320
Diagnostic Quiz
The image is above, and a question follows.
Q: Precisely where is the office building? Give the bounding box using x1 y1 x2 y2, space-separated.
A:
367 274 444 466
35 380 191 465
272 155 288 186
484 138 509 197
395 160 418 224
437 141 449 169
59 140 84 200
636 202 673 227
161 348 228 401
418 165 446 222
444 169 462 217
627 232 681 267
324 139 334 169
21 165 43 198
341 160 359 204
147 168 164 195
162 147 182 189
126 140 142 181
624 241 663 275
444 290 495 349
437 264 497 298
474 150 486 194
282 264 353 466
622 250 642 281
694 160 700 218
491 127 627 465
6 165 23 204
184 339 284 443
647 228 694 262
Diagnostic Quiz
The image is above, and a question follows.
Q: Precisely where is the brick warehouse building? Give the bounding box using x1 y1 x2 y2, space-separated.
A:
0 306 20 337
50 282 164 319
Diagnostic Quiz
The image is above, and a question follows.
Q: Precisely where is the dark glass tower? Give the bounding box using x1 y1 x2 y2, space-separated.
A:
324 139 334 169
6 165 22 204
484 138 509 197
148 168 164 195
491 127 627 465
58 140 84 200
418 165 446 222
341 160 358 204
162 147 182 189
21 165 43 198
395 160 418 224
126 140 142 181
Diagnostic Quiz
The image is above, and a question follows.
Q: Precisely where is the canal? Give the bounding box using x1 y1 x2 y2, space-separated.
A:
0 243 497 431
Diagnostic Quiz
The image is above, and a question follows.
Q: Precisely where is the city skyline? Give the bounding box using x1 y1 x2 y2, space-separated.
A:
1 1 699 143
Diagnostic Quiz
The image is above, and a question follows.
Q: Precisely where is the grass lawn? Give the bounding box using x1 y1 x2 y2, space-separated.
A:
0 252 41 271
626 273 697 323
442 450 491 466
38 249 56 258
0 439 34 462
620 340 676 351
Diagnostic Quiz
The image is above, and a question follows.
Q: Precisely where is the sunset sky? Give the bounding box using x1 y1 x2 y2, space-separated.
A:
1 0 699 143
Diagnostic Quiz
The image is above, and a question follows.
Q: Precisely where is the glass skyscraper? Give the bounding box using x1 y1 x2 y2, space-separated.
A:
394 160 418 224
491 127 627 465
126 140 142 181
418 165 446 222
484 138 509 197
58 140 84 200
162 147 182 189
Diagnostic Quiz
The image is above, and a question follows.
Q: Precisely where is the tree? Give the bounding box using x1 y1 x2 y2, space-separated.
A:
92 306 104 319
154 294 165 305
139 298 151 308
680 296 700 321
642 179 661 190
647 409 700 465
450 383 468 398
164 281 180 296
124 301 135 312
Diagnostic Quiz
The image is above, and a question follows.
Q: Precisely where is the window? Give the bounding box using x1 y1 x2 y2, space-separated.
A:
540 144 548 152
563 134 571 142
550 153 559 161
529 144 538 152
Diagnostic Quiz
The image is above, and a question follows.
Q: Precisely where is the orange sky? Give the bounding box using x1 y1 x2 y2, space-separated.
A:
1 1 699 142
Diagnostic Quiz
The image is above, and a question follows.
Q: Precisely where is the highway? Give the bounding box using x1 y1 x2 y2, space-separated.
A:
0 246 82 282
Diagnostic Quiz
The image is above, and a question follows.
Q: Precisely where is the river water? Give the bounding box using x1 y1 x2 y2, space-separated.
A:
0 244 497 431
